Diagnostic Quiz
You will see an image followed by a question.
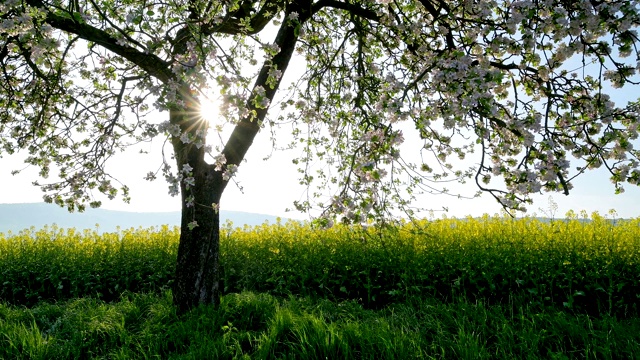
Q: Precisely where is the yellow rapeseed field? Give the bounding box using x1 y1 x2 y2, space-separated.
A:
1 213 639 316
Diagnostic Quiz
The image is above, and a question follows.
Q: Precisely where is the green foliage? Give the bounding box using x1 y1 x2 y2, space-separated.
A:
1 291 640 359
0 225 177 306
222 215 640 317
1 214 640 318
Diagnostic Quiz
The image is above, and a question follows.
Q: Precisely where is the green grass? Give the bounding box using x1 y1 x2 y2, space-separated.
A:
2 291 639 359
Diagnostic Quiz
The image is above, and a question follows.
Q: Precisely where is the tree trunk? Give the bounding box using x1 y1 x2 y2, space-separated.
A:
169 3 303 313
172 166 223 315
169 97 225 315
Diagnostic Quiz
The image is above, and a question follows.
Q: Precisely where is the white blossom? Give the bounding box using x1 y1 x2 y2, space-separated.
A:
223 164 237 181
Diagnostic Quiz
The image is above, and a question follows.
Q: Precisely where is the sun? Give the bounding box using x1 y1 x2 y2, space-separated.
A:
198 90 233 152
198 92 223 130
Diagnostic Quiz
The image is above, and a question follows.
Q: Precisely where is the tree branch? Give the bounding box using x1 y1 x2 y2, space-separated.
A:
312 0 381 21
415 0 454 49
202 0 285 35
220 3 311 191
26 0 173 83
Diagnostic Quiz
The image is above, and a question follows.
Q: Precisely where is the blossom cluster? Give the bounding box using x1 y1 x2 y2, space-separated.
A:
3 0 640 222
286 0 640 222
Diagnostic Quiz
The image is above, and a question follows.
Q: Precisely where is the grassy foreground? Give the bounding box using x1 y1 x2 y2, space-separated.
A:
2 291 640 359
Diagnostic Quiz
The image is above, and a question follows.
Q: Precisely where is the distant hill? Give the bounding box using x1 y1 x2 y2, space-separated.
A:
0 203 288 234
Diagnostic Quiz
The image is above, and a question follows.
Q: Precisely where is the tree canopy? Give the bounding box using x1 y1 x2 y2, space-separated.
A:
2 0 640 219
2 0 640 311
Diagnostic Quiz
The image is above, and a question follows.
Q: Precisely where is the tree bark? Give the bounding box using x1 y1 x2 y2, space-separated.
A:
169 95 225 315
172 161 224 315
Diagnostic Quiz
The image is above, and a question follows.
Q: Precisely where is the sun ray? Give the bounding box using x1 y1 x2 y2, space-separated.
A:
197 90 234 158
198 92 223 129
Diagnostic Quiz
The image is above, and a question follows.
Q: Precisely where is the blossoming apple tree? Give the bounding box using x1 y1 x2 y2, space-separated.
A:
1 0 639 313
